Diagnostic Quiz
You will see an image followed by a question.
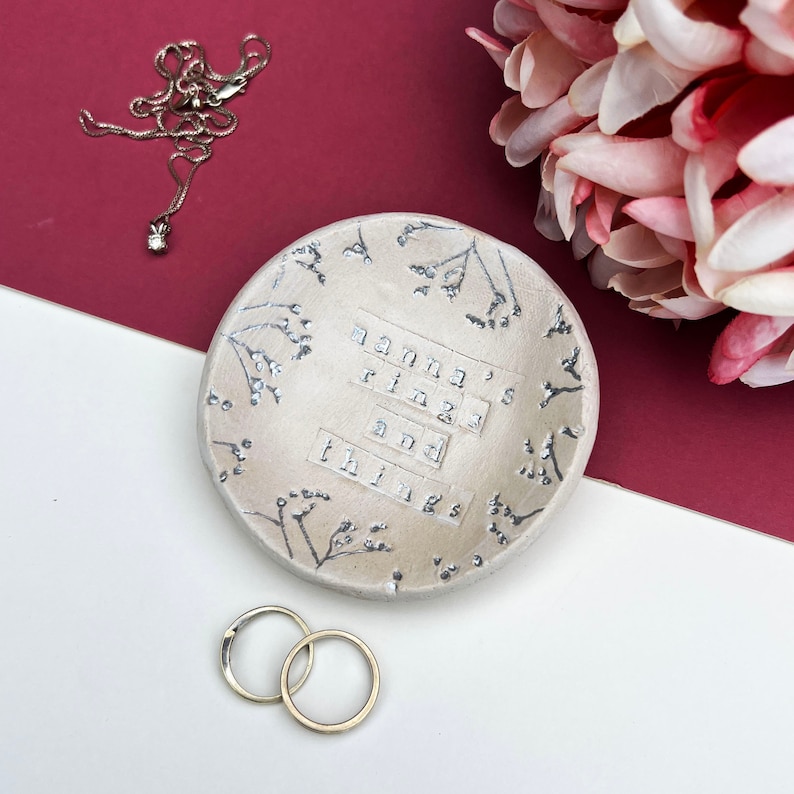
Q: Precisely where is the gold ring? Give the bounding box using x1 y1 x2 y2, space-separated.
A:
280 629 380 733
220 605 314 704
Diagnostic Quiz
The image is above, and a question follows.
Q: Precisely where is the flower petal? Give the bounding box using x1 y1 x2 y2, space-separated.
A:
587 247 638 289
599 42 701 134
489 95 530 147
719 311 794 359
561 0 630 9
684 152 716 251
655 232 689 261
707 188 794 273
465 28 511 70
585 185 622 244
623 196 695 240
708 311 794 383
740 0 794 59
572 196 598 259
718 267 794 315
654 293 725 320
557 136 687 197
740 350 794 386
602 223 678 267
743 35 794 74
738 116 794 185
550 130 614 157
493 0 545 43
532 0 619 63
568 58 615 117
552 165 581 240
506 95 586 166
534 185 566 241
632 0 746 72
614 5 647 50
608 262 683 299
504 31 586 108
713 181 780 229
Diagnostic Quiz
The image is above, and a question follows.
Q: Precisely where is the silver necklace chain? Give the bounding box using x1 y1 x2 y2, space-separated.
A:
79 34 272 254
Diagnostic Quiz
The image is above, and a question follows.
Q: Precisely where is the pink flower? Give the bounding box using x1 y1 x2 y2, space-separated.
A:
709 313 794 386
469 0 794 387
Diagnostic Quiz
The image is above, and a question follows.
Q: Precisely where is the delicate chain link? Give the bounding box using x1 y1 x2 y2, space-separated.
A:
79 34 271 253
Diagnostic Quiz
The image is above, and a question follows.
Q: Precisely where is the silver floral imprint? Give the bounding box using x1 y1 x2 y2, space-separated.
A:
198 213 599 600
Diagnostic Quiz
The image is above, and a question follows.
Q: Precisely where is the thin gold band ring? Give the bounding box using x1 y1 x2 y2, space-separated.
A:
280 629 380 733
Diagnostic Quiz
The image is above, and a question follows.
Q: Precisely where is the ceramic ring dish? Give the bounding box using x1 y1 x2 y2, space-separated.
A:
198 213 599 600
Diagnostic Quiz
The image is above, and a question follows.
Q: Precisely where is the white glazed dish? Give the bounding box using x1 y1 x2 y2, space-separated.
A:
197 213 599 599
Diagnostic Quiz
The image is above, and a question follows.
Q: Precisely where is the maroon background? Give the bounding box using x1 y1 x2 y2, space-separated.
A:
1 1 791 540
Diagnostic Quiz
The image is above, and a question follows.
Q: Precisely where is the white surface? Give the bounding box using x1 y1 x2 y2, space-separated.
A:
1 286 792 794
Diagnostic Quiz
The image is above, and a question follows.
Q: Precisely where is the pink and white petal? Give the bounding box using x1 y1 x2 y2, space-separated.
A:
719 311 794 359
740 350 794 386
713 182 780 231
568 58 615 117
493 0 545 43
684 153 716 252
632 0 746 71
694 264 742 305
572 197 598 259
574 176 594 205
740 0 794 60
532 0 620 64
682 244 709 296
707 188 794 272
534 186 566 241
623 196 695 240
630 300 684 319
557 136 687 197
655 232 689 261
503 39 528 92
599 42 701 134
708 311 794 383
680 245 729 318
587 246 639 289
614 5 646 51
681 247 732 318
562 0 630 10
540 150 558 192
671 85 719 152
608 262 684 299
718 267 794 315
550 130 615 157
670 75 749 152
585 203 611 245
738 116 794 184
744 35 794 73
507 31 587 108
585 188 628 247
489 95 531 147
465 28 511 69
552 165 581 240
602 222 679 267
655 293 726 320
506 95 587 166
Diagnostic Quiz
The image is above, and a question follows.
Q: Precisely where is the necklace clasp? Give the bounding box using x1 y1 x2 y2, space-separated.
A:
211 76 248 105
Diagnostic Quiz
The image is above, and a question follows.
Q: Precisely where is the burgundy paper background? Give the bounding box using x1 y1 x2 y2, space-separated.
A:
1 1 791 541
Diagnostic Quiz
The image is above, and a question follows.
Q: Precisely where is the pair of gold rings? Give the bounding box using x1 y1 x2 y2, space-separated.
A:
220 605 380 733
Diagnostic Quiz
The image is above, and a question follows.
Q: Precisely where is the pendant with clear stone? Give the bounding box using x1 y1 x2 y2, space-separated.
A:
147 220 171 254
